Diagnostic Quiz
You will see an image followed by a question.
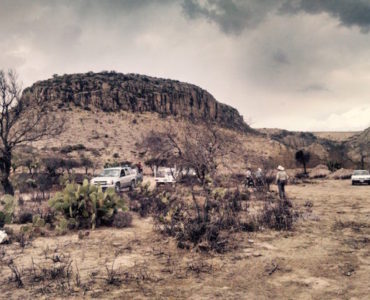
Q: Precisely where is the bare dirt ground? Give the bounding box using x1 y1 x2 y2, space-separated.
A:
1 179 369 299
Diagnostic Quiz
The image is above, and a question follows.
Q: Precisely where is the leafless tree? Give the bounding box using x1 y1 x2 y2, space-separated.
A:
0 69 65 194
140 122 236 186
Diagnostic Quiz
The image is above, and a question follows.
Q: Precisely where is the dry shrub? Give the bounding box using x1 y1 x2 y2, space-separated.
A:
332 219 369 232
259 199 295 231
0 211 5 228
132 182 295 252
155 189 248 253
8 261 24 288
186 260 213 276
129 183 175 217
1 249 86 296
14 204 54 226
17 211 33 224
105 260 122 286
112 211 133 228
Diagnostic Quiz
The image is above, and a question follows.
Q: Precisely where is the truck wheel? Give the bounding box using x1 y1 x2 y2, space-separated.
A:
115 182 121 193
130 180 136 191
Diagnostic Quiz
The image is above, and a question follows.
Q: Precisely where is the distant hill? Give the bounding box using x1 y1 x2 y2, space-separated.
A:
312 131 359 142
259 127 370 169
23 71 252 132
19 72 368 171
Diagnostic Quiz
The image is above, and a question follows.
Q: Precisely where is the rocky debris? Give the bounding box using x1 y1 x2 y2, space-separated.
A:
328 168 353 180
309 165 331 179
0 230 9 244
313 164 329 170
23 71 251 132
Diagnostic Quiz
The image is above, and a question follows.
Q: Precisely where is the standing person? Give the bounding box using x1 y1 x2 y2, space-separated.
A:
255 168 263 186
276 165 288 199
137 161 143 174
246 168 254 187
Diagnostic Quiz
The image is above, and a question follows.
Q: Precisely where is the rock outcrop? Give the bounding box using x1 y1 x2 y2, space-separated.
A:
23 71 251 132
346 126 370 166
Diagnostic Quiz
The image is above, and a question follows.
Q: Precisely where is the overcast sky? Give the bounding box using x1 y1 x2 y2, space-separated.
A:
1 0 369 131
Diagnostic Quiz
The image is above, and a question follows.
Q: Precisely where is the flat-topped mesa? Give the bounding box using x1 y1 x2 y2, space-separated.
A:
23 71 251 132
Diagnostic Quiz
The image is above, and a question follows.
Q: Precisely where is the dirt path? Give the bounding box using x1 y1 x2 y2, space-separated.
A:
0 180 369 299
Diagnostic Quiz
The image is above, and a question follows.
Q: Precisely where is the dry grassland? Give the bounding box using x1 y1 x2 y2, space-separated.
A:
0 179 369 299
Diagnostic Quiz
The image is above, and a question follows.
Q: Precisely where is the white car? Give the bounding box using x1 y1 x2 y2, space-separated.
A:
155 167 177 185
351 170 370 185
91 167 137 192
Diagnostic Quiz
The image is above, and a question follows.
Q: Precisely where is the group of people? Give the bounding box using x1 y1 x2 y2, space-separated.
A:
246 167 264 187
246 165 288 200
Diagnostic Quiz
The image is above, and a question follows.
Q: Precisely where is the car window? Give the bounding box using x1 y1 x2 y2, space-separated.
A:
120 169 125 177
100 169 120 177
353 170 369 175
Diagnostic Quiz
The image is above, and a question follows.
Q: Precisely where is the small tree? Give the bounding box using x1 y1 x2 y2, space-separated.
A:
42 157 64 178
295 150 310 174
0 70 65 194
81 156 94 175
62 157 81 175
144 158 168 175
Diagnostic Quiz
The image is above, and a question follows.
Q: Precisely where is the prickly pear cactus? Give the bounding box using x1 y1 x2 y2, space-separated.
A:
49 179 127 229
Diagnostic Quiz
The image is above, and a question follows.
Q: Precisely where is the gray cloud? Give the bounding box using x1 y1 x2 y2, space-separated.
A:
281 0 370 32
272 50 290 65
182 0 370 34
182 0 279 34
299 84 330 93
0 0 369 131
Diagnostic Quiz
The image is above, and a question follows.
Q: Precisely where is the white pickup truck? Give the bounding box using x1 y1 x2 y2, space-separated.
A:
351 170 370 185
91 167 137 192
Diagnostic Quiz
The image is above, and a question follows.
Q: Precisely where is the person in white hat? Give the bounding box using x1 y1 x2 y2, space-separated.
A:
276 165 288 199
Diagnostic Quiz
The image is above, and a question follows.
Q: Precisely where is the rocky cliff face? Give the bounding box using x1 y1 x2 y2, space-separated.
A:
24 72 251 132
346 127 370 166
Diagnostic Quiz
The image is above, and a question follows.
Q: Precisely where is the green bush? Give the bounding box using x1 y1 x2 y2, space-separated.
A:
0 195 16 224
32 215 46 227
49 179 127 229
326 160 342 172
